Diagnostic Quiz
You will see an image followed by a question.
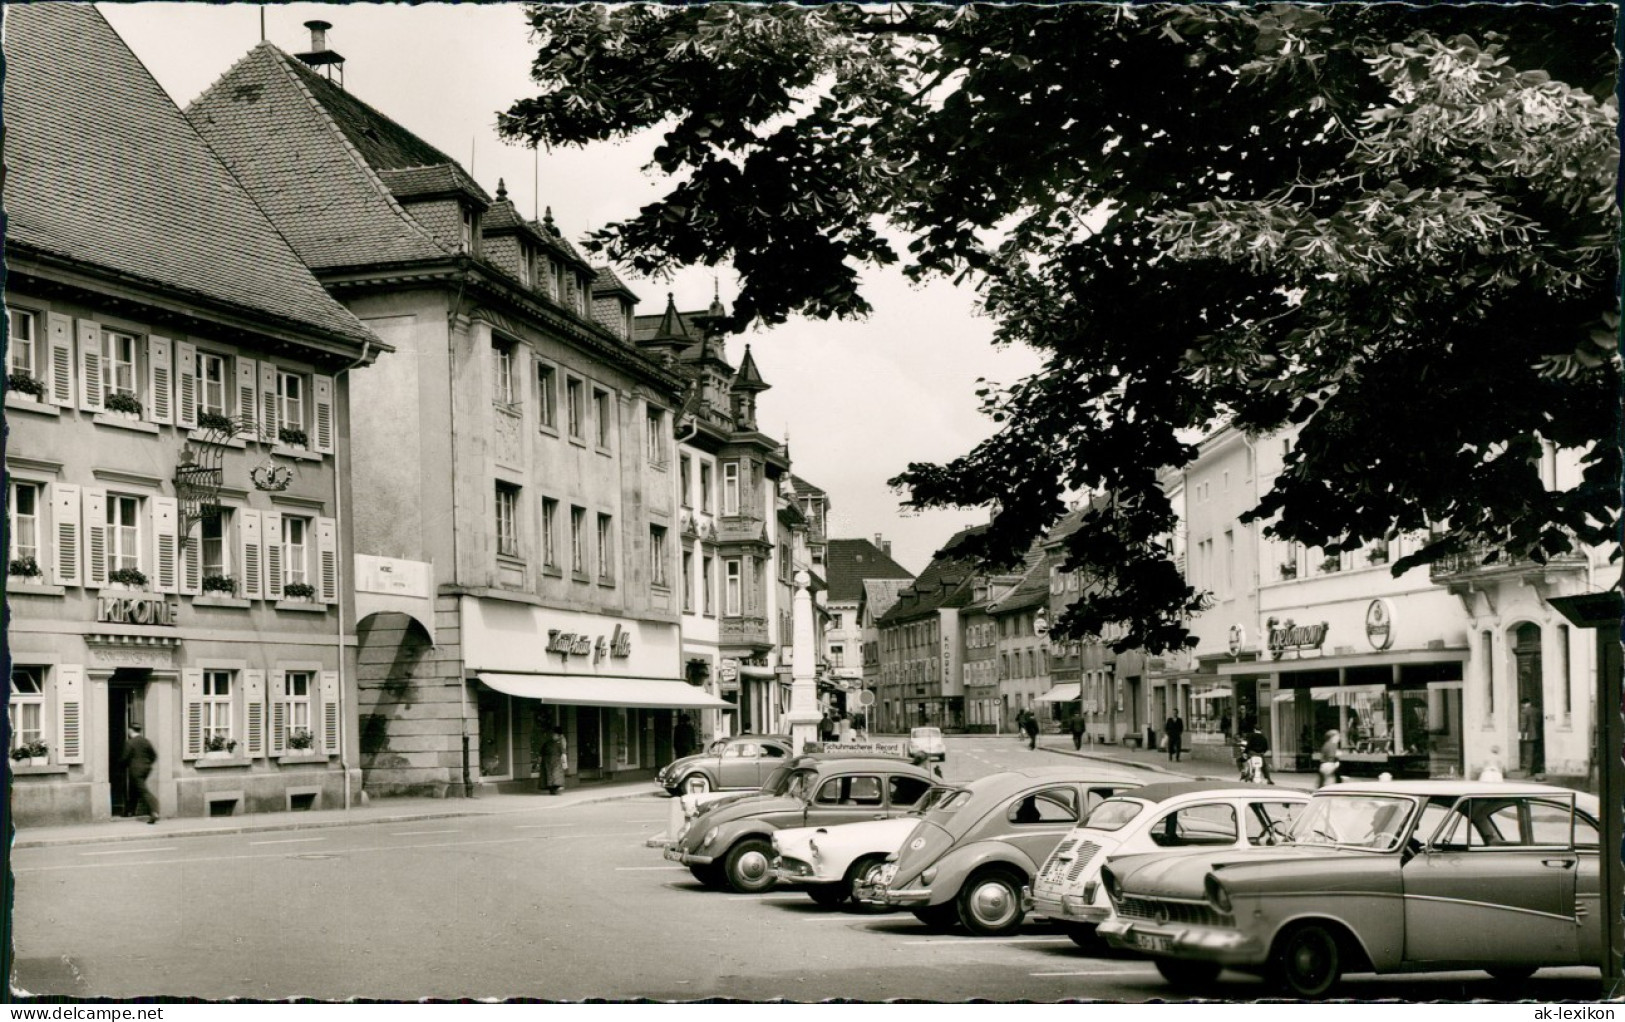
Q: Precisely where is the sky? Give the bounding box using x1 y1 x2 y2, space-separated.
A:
98 1 1047 575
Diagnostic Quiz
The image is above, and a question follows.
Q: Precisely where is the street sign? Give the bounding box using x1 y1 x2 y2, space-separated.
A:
812 740 905 757
855 690 876 708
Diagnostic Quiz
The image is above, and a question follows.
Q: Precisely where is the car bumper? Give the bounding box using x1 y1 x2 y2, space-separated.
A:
1098 917 1264 965
663 846 716 867
863 884 931 908
1031 890 1107 923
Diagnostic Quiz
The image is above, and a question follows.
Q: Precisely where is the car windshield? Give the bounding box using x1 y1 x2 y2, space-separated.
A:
784 768 821 801
1082 798 1146 833
705 738 729 755
761 766 793 796
932 788 975 812
910 786 958 815
1289 794 1416 851
912 728 941 738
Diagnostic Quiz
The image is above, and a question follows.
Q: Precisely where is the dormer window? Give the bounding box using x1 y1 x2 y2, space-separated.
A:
518 243 532 287
460 207 477 254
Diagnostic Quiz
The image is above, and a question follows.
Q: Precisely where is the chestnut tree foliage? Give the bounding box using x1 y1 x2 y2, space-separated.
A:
499 3 1619 653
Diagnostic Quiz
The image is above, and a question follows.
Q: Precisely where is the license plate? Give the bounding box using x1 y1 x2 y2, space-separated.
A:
1135 933 1172 952
877 864 897 884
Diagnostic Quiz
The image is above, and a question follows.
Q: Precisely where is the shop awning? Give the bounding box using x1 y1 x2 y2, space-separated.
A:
1034 684 1082 703
476 673 732 709
1190 687 1232 702
739 665 782 680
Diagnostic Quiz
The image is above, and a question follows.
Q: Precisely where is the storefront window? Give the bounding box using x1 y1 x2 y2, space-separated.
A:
1310 684 1394 761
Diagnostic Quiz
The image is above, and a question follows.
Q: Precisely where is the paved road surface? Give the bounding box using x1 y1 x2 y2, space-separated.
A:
11 735 1603 1001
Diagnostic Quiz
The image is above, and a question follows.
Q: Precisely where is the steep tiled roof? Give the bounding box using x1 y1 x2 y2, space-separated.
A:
861 578 914 621
826 539 914 603
593 266 638 300
988 544 1053 615
879 526 986 624
378 165 488 205
187 43 451 269
734 345 769 391
6 5 376 346
789 475 827 499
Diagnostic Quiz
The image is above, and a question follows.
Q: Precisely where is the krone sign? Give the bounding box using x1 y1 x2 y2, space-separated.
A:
97 596 179 626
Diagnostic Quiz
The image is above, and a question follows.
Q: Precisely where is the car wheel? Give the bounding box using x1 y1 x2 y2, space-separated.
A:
682 773 712 796
845 855 890 914
1486 966 1538 985
1062 923 1102 949
1155 958 1222 989
807 885 847 908
688 863 725 888
1269 923 1343 999
956 868 1027 937
723 838 777 893
911 903 959 931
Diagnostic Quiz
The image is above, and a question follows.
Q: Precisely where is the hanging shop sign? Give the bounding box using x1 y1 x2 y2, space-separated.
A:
546 623 633 662
96 595 179 626
1365 598 1395 651
1266 617 1328 659
1227 624 1247 656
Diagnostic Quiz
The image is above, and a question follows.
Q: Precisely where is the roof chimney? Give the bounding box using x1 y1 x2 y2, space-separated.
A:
875 533 892 557
296 20 346 86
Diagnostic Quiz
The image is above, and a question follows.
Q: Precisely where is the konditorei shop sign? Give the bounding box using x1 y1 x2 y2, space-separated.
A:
1266 617 1328 659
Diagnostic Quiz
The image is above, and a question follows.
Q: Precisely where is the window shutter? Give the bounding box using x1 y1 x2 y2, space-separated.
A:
46 312 75 407
77 320 104 412
182 668 205 760
258 360 279 442
56 665 85 764
316 516 338 605
262 510 284 600
269 671 287 757
320 670 340 756
180 519 202 596
244 669 266 759
82 488 108 589
175 340 198 429
235 357 258 440
312 375 336 455
151 496 179 594
147 335 173 425
238 508 263 600
51 482 82 587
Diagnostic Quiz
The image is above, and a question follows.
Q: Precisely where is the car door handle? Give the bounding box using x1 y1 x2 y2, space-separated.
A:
1542 859 1576 869
872 814 887 820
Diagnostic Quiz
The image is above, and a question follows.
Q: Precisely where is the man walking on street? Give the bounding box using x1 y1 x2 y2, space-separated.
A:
1021 711 1039 750
1070 715 1085 750
1164 712 1185 762
119 723 159 823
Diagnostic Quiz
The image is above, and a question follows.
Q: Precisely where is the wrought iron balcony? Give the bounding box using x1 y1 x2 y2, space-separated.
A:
1429 539 1588 585
720 615 771 647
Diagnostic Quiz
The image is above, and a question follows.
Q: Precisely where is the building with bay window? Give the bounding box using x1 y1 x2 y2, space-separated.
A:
5 4 385 824
188 24 727 797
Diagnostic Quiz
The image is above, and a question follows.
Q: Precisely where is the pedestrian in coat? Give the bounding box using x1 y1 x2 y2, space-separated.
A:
1069 716 1085 751
1318 729 1343 789
674 714 697 760
1164 713 1185 762
120 724 159 824
1022 712 1040 750
539 727 566 794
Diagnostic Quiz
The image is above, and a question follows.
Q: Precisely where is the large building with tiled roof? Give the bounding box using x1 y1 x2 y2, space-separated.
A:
822 537 913 692
873 525 990 731
5 4 386 824
186 22 727 797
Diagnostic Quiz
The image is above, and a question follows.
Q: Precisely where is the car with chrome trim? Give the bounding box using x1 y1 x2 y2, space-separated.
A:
663 754 936 893
654 733 794 796
907 726 947 763
1098 780 1604 997
1028 781 1312 946
855 765 1147 936
770 785 957 907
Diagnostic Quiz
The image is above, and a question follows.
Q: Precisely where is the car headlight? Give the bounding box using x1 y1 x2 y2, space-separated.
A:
1204 874 1233 914
703 827 719 849
1101 867 1121 905
920 866 937 886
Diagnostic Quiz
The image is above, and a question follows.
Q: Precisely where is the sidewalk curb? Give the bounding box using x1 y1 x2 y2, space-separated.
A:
12 787 660 849
1040 743 1228 781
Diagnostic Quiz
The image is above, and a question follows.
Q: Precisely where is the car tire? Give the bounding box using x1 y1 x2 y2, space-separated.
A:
722 838 777 894
845 855 890 914
1155 958 1222 989
688 863 726 888
1062 923 1102 949
807 885 847 908
1486 966 1538 985
1268 922 1343 999
681 773 712 796
956 867 1027 937
911 903 959 931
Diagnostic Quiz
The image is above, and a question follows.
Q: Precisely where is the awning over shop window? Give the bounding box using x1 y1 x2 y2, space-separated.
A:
738 665 781 680
1190 686 1232 702
477 673 732 709
1034 683 1082 703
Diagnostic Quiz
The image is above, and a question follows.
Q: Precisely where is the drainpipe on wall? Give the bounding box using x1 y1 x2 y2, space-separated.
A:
333 340 372 811
448 259 473 797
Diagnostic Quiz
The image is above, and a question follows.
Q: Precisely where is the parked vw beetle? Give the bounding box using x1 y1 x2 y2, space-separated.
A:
907 726 947 763
654 734 793 796
664 754 937 893
857 765 1146 935
770 785 957 906
1099 781 1604 997
1028 781 1311 946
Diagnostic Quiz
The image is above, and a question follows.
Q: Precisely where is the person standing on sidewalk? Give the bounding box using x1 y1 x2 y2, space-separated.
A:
1164 712 1185 762
1070 715 1085 750
119 724 159 824
539 726 566 794
1317 729 1343 788
1022 711 1040 750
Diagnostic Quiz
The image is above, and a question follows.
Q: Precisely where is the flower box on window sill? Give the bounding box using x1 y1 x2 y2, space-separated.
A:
276 599 326 613
7 580 65 597
196 754 250 769
272 444 322 462
187 428 246 449
278 751 329 765
5 392 58 415
93 413 160 435
193 595 250 610
12 760 67 775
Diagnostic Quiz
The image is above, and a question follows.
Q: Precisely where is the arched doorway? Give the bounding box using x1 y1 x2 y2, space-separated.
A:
1512 623 1545 777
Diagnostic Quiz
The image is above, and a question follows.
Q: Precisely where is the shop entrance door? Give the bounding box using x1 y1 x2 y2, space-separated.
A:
1513 624 1545 776
107 672 148 817
577 706 603 778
